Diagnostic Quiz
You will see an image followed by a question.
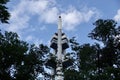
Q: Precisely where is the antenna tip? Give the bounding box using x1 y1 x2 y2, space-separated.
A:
59 16 61 18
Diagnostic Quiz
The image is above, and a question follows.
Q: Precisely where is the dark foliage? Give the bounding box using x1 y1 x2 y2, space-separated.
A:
0 30 50 80
0 0 10 23
88 19 117 44
64 70 80 80
65 19 120 80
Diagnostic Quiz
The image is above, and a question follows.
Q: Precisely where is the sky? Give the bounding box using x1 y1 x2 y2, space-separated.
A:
1 0 120 46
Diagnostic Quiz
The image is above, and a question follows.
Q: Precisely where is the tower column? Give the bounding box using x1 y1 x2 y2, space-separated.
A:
55 16 64 80
50 16 69 80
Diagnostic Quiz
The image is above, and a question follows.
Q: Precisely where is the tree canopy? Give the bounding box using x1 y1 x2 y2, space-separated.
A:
0 30 50 80
0 0 10 23
64 19 120 80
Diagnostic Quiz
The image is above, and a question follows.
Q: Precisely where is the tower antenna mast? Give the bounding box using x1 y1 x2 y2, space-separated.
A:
50 16 69 80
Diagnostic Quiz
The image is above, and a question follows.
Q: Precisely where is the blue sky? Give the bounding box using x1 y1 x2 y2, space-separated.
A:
1 0 120 46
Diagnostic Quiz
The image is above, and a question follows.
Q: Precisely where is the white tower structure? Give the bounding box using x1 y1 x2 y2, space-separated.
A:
55 16 63 80
57 16 62 61
49 16 70 80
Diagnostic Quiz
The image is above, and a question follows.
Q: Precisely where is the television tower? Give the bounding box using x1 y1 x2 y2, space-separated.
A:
50 16 69 80
55 15 63 80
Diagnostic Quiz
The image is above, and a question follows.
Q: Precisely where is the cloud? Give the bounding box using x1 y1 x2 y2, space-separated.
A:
1 0 101 45
25 35 34 41
26 0 58 24
28 0 49 14
5 0 100 33
114 9 120 22
6 0 56 33
41 7 59 23
61 7 99 31
8 15 30 32
83 10 95 22
61 9 82 30
25 35 43 46
3 0 101 34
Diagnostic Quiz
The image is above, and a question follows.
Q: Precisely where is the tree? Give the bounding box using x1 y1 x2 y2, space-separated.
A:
64 70 80 80
64 37 81 80
88 19 117 44
88 19 120 80
0 30 50 80
79 44 98 80
65 37 100 80
14 44 50 80
0 0 10 23
0 30 28 80
64 19 120 80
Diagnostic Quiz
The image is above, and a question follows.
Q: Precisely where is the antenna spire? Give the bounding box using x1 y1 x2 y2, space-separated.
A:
58 16 62 29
